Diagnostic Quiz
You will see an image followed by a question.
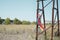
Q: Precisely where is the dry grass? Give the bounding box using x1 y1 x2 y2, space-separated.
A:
0 25 36 40
0 24 59 40
0 25 35 33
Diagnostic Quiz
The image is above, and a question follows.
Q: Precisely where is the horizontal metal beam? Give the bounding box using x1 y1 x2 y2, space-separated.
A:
37 0 46 2
39 9 43 11
54 8 57 10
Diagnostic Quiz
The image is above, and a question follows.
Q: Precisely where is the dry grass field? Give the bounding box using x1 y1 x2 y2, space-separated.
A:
0 25 36 40
0 25 60 40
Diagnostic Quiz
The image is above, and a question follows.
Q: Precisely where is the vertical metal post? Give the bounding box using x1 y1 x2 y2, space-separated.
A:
56 0 59 36
51 0 54 40
36 0 39 40
42 0 46 40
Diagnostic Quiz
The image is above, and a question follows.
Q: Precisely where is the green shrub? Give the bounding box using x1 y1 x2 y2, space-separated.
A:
31 21 36 24
5 18 10 24
0 17 3 24
22 20 31 25
13 18 22 24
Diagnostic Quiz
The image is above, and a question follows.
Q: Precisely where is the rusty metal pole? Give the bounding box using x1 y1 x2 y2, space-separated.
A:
42 0 46 40
56 0 59 36
36 0 39 40
51 0 54 40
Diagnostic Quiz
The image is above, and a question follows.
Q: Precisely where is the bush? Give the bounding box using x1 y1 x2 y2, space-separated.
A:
5 18 10 24
22 20 31 25
0 17 3 24
32 21 36 24
13 18 22 24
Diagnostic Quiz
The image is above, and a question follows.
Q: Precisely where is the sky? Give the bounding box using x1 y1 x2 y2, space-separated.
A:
0 0 60 22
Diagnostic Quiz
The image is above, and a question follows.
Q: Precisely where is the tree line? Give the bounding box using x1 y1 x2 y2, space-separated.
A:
0 17 36 25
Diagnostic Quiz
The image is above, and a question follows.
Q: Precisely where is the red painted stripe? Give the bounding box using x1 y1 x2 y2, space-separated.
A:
38 18 44 30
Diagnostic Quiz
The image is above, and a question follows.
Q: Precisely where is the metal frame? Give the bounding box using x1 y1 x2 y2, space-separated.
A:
36 0 59 40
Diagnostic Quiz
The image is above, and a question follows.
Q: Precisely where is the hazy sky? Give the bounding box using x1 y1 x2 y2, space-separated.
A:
0 0 60 22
